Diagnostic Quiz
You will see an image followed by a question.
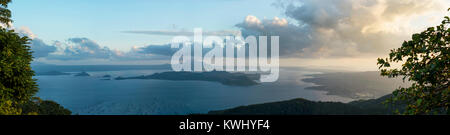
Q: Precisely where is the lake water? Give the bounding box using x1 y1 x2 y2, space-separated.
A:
35 68 353 115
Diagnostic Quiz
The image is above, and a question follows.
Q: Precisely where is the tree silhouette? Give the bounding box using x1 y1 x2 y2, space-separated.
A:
378 8 449 115
0 0 12 26
0 0 70 115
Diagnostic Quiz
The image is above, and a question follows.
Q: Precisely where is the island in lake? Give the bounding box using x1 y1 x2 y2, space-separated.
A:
115 71 260 86
74 71 91 77
36 71 71 76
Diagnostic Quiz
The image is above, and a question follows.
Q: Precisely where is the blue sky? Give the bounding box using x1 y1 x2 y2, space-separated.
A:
7 0 448 70
10 0 281 51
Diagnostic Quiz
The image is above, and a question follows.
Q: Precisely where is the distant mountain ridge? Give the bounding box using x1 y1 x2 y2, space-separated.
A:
116 71 260 86
208 94 403 115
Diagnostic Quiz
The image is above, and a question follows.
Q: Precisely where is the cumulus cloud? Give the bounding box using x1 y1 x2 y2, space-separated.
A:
44 38 120 60
41 38 173 61
14 27 174 62
12 27 187 62
237 15 312 57
238 0 449 58
13 27 161 61
16 27 57 58
28 38 58 58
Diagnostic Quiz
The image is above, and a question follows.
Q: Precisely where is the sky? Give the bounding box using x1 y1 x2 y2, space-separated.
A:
7 0 450 71
10 0 281 51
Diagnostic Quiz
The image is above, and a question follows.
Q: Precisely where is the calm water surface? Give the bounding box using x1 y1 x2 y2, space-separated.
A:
35 69 353 115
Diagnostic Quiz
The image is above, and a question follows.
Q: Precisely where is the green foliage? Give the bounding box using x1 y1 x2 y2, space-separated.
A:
0 0 12 26
0 28 38 102
0 28 71 115
377 9 450 115
0 28 39 114
0 0 71 115
20 97 72 115
209 95 397 115
0 100 21 115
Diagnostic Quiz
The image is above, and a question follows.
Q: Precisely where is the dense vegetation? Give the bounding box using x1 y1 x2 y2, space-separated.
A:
377 8 449 115
0 0 70 115
19 97 71 115
208 94 402 115
0 26 38 114
0 0 12 26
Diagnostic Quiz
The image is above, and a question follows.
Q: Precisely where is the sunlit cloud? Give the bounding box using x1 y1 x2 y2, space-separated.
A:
238 0 449 58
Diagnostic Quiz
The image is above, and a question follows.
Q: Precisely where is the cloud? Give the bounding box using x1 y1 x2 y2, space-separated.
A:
28 38 58 58
123 29 241 36
238 0 449 58
16 27 57 58
13 27 174 62
133 43 217 61
13 27 151 62
12 27 182 63
135 44 177 56
40 38 172 61
237 15 313 57
13 0 449 64
43 38 118 60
